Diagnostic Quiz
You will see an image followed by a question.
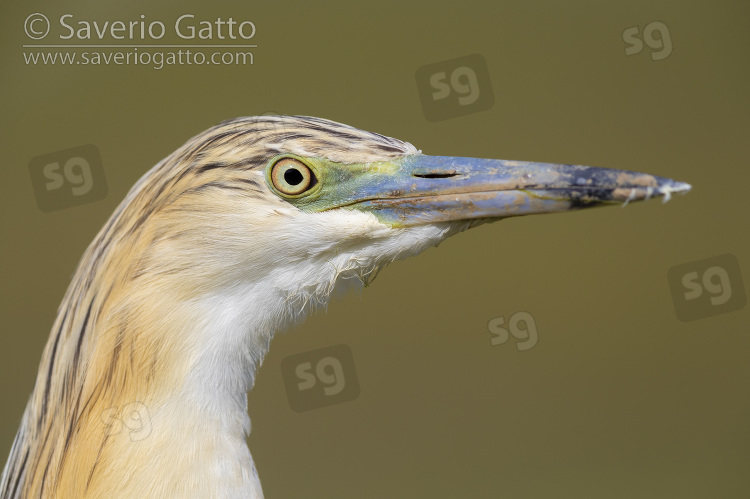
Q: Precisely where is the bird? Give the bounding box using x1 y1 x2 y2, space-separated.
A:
0 115 690 498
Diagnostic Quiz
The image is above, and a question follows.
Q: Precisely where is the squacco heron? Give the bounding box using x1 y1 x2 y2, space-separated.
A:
0 116 690 498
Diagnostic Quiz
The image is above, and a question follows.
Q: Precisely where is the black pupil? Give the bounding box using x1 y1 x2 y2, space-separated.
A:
284 168 304 186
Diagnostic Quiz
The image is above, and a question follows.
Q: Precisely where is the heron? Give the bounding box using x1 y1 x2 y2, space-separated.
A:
1 116 690 498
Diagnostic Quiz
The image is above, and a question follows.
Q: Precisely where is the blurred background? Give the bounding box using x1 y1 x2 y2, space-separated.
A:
1 1 748 497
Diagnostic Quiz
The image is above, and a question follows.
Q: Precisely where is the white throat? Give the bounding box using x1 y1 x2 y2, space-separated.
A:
110 212 468 498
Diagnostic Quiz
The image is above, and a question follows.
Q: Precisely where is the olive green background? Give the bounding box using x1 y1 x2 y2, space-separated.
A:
1 1 748 498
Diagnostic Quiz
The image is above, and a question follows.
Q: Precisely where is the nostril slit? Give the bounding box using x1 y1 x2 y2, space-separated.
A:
413 172 460 179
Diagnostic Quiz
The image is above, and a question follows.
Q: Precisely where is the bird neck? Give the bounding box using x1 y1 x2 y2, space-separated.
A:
7 253 340 498
60 259 339 497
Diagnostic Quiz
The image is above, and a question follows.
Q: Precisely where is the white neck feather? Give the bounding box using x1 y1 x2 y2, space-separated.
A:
117 211 468 498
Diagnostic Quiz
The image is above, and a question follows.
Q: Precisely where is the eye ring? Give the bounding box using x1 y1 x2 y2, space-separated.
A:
270 158 316 196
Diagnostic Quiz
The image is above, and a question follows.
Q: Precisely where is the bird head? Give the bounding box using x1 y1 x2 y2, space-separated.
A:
109 115 690 325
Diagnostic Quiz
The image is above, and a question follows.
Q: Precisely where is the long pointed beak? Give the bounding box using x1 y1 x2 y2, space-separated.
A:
348 155 691 226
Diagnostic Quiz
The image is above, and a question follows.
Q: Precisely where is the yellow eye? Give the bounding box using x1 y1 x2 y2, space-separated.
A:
270 158 316 196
